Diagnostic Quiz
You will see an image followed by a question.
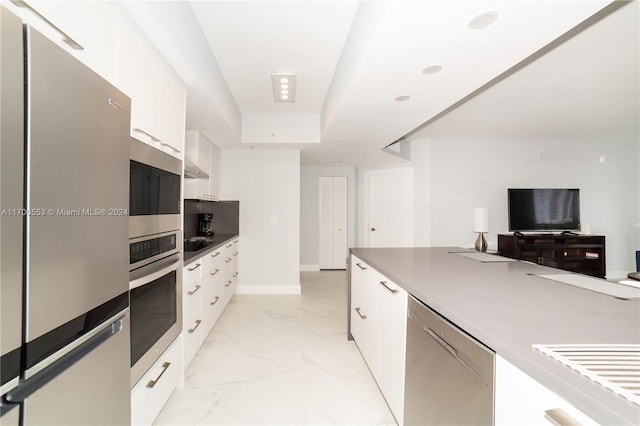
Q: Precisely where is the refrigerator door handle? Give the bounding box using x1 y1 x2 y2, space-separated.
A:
5 315 126 403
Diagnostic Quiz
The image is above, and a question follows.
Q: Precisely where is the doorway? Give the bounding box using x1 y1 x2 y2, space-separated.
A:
363 167 414 247
319 176 348 269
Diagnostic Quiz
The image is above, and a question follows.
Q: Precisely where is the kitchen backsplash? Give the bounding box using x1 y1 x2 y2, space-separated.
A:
184 199 239 239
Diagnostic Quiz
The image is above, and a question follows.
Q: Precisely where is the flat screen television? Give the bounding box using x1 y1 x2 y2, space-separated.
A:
508 188 580 232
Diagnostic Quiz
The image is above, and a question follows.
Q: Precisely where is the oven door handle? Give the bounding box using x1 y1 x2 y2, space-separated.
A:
130 256 181 290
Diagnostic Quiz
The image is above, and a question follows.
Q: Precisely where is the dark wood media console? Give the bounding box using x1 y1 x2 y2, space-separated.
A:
498 233 606 278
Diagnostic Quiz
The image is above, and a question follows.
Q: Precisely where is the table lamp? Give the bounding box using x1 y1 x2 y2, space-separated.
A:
474 208 488 252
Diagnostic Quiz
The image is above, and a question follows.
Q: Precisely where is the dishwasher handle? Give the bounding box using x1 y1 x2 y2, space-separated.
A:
410 311 490 387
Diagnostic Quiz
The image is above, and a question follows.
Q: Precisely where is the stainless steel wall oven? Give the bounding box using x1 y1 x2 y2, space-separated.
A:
129 139 182 388
128 237 182 387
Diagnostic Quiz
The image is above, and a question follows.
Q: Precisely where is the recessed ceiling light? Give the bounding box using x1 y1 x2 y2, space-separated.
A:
468 11 498 29
422 65 443 75
272 74 296 102
394 95 411 102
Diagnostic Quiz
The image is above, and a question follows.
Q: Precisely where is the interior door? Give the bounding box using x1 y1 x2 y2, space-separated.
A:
319 176 348 269
364 167 414 247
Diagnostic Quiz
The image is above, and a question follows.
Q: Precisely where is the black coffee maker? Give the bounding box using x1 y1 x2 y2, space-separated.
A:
198 213 214 236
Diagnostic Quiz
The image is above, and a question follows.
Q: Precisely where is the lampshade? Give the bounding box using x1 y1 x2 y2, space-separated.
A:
473 208 489 233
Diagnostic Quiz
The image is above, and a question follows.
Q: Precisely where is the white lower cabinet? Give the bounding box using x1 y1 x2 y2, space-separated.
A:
351 255 605 426
350 256 380 376
182 238 240 370
131 335 183 426
222 241 236 303
375 276 407 424
182 259 204 368
350 255 407 424
182 274 204 368
495 355 598 426
202 248 226 330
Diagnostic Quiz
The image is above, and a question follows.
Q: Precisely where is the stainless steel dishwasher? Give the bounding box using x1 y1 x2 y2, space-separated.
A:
404 295 495 425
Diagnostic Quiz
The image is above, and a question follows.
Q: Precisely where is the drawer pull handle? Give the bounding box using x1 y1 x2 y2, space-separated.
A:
226 244 233 248
187 285 201 295
146 362 171 388
544 408 580 426
233 272 239 278
355 307 367 319
234 240 239 243
356 263 367 270
211 252 221 258
225 280 232 287
210 296 220 306
421 324 489 387
188 319 202 333
225 258 232 263
133 127 161 142
159 141 181 153
11 0 84 50
233 252 238 256
210 268 220 276
187 263 201 271
379 281 399 294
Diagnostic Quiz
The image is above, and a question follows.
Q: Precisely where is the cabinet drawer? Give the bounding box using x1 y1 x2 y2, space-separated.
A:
495 355 598 426
131 335 183 426
183 260 203 287
203 248 224 274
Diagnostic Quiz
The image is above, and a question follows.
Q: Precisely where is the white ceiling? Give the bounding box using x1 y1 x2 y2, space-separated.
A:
125 0 639 167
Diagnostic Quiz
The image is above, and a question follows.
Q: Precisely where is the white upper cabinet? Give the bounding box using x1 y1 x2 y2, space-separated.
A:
184 131 220 200
115 9 185 160
6 1 118 82
115 12 160 137
6 2 186 161
157 65 186 156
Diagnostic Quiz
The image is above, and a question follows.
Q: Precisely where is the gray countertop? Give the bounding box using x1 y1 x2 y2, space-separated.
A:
183 234 238 266
350 247 640 425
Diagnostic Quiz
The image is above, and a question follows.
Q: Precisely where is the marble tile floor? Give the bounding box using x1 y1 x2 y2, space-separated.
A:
154 271 396 426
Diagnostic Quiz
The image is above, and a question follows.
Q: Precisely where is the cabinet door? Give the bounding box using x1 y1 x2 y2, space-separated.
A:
231 239 239 286
182 277 203 368
222 242 235 303
9 1 118 82
183 260 203 289
207 255 226 327
209 142 220 200
375 276 407 424
203 249 225 331
157 62 186 158
131 335 183 426
350 256 380 377
115 11 161 144
495 355 598 426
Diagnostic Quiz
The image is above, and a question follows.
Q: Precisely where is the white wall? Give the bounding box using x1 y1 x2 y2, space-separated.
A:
300 166 356 270
219 149 301 293
409 137 639 277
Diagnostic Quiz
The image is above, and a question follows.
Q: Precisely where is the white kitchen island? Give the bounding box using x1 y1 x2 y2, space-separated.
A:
348 247 640 425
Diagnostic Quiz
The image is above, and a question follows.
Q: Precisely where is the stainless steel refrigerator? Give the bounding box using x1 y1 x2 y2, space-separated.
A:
1 6 131 425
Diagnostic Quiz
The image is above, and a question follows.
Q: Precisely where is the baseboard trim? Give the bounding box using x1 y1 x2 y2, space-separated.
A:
607 270 632 281
236 284 302 295
300 264 320 272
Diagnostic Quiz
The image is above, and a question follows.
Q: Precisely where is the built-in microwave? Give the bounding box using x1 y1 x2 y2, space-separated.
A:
129 138 181 239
